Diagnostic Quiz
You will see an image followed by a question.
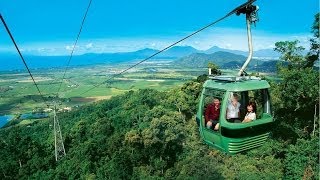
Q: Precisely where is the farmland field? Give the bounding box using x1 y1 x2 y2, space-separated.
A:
0 58 276 116
0 60 210 115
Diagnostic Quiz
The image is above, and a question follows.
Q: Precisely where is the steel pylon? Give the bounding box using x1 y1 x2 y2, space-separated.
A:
53 105 66 161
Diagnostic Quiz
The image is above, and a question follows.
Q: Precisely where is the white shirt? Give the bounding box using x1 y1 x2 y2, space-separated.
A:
244 112 256 121
227 102 240 119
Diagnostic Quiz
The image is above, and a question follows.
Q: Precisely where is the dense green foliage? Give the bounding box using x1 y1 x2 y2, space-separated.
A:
208 62 222 75
272 12 319 141
0 76 318 179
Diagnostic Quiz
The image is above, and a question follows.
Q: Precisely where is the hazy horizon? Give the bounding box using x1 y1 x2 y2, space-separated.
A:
0 0 318 56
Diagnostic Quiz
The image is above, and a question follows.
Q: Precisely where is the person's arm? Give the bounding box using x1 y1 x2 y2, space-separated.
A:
237 102 241 118
226 108 229 119
213 108 220 121
251 113 256 120
243 113 249 123
242 118 252 122
226 103 231 119
205 105 210 123
242 113 256 123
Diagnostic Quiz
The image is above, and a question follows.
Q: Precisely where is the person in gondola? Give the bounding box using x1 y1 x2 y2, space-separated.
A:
242 101 257 123
226 94 241 123
205 98 220 130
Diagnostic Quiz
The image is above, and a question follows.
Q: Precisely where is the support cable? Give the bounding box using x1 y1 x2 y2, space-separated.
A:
56 0 93 94
79 0 256 96
0 14 48 106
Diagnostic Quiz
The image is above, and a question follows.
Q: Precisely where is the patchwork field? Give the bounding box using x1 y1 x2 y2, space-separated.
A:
0 58 278 116
0 60 209 115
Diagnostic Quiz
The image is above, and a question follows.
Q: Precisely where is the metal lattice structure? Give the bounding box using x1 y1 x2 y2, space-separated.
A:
53 105 66 161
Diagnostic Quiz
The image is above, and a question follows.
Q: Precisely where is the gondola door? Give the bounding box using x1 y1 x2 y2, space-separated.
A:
197 88 227 151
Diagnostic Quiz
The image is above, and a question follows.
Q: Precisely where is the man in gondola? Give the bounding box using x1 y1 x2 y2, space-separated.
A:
205 98 220 131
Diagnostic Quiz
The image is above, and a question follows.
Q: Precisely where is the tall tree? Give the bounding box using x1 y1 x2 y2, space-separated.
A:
274 40 305 69
272 13 319 139
208 62 222 75
305 13 320 68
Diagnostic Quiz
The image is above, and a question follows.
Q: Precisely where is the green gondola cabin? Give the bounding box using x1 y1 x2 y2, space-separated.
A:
196 76 274 154
194 2 274 154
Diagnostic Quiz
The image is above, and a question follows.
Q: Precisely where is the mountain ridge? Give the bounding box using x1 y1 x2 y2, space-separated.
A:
0 45 279 71
175 51 247 68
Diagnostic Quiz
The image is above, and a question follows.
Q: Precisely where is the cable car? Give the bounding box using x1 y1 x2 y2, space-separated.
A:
196 76 273 154
196 3 274 154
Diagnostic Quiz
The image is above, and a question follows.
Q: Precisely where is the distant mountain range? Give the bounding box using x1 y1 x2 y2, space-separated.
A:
0 45 280 71
131 45 281 59
175 51 247 68
174 51 279 72
205 46 281 58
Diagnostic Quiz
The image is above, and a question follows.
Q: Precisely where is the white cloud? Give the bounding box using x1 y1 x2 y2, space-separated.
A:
182 28 311 51
1 28 313 56
85 43 93 49
65 45 73 51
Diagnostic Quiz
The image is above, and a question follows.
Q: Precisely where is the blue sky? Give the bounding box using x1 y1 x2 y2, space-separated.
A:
0 0 318 55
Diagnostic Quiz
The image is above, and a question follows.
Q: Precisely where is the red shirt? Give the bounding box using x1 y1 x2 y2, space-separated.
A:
205 103 220 124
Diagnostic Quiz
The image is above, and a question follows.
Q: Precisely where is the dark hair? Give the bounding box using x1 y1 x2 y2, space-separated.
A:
247 101 257 113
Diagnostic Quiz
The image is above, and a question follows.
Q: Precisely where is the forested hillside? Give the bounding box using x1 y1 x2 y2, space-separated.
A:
176 51 246 68
0 70 318 179
175 51 279 72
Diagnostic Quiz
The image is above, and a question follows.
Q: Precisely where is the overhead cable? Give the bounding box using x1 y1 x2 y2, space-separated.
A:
0 14 48 106
56 0 93 94
79 0 256 96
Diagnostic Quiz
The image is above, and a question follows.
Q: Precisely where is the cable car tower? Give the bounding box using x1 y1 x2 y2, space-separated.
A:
53 103 66 161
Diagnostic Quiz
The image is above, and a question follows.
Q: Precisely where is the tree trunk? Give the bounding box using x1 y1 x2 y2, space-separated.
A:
2 171 7 178
160 156 164 175
312 104 317 136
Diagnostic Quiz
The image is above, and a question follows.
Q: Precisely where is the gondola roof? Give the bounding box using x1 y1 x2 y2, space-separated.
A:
203 75 270 92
